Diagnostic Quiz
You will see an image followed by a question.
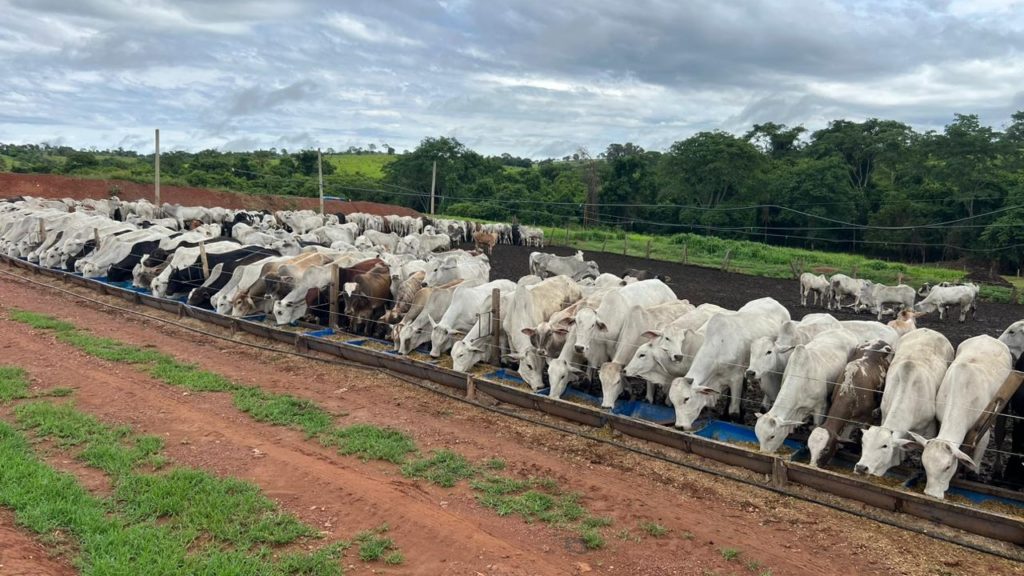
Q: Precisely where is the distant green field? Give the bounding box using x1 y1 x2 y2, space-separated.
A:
326 154 394 179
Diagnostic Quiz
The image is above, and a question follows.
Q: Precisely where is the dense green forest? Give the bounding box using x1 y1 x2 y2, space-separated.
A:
3 111 1024 268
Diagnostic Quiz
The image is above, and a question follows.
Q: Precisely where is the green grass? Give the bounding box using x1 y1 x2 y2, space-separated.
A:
148 359 236 392
615 528 641 543
640 520 668 537
354 524 401 564
231 387 335 437
44 387 74 397
720 547 741 561
326 154 394 179
8 309 77 331
472 475 585 525
320 424 417 463
401 449 477 487
0 366 30 402
580 527 605 550
0 413 341 576
483 457 506 471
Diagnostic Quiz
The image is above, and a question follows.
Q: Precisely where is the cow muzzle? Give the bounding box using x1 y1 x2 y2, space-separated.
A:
854 464 868 475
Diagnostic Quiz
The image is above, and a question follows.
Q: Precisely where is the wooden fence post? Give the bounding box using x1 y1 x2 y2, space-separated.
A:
623 234 628 256
38 220 46 244
682 243 688 265
329 263 340 329
601 237 607 253
198 240 210 279
721 249 732 272
644 239 652 259
93 228 101 251
564 223 570 246
491 288 501 366
466 373 476 401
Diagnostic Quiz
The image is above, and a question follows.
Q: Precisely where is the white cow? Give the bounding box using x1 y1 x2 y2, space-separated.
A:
909 335 1011 499
423 253 490 287
598 300 694 407
149 241 244 298
998 320 1024 360
668 297 790 429
623 304 730 398
913 284 979 322
451 290 516 373
857 282 916 320
855 328 954 477
829 273 868 311
838 320 901 346
799 273 830 307
429 279 517 358
502 275 583 365
570 279 677 370
746 314 841 410
754 328 861 453
398 280 482 354
529 250 600 281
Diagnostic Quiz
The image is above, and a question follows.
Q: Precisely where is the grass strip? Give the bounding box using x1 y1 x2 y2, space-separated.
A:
319 424 417 463
0 417 343 576
0 366 30 402
401 449 477 488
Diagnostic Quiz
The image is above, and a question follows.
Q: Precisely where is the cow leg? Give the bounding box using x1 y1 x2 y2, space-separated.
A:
645 381 655 404
727 379 743 419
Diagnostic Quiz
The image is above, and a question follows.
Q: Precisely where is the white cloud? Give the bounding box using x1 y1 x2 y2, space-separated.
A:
324 12 422 47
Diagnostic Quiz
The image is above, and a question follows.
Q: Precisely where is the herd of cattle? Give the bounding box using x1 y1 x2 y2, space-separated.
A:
3 196 1023 500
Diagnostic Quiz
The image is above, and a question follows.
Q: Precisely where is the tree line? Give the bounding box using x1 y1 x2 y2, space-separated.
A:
3 111 1023 268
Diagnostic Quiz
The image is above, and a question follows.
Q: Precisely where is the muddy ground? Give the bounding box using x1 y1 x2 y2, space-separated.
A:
482 242 1023 348
2 269 1023 576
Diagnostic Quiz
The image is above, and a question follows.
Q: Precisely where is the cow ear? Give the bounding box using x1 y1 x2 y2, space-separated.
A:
952 446 978 469
565 317 576 326
895 438 923 451
694 385 716 395
754 412 764 419
776 345 795 354
595 320 608 331
907 431 930 446
781 418 804 427
553 327 569 335
521 328 536 337
641 330 661 341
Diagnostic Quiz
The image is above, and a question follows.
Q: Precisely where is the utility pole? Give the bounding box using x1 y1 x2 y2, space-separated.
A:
430 160 437 215
154 129 161 207
318 148 324 215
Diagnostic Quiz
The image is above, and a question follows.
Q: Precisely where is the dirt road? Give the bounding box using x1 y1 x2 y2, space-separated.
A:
0 271 1021 576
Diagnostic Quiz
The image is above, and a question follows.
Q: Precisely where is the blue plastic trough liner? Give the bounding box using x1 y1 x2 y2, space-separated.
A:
611 399 676 425
899 475 1024 509
101 278 151 294
485 368 527 385
694 419 804 452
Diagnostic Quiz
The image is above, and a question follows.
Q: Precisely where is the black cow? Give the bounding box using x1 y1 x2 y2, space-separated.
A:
996 354 1024 488
164 245 276 297
141 235 234 269
106 238 166 282
63 229 134 271
186 247 282 309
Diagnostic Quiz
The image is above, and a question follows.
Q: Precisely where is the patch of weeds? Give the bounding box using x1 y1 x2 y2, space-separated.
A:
580 527 605 550
581 517 613 530
320 424 416 463
720 547 741 561
275 542 348 576
355 524 400 563
471 475 532 496
615 528 641 543
9 309 76 331
640 520 668 537
681 530 695 540
148 359 237 392
58 331 167 364
759 570 773 576
746 560 761 572
0 365 30 402
401 449 476 487
232 387 334 437
483 458 506 471
43 387 74 397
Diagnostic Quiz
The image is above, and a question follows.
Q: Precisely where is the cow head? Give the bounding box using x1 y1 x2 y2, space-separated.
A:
854 426 906 477
598 362 624 408
272 295 307 326
754 413 803 454
807 427 836 468
998 320 1024 362
624 339 659 381
919 434 976 499
668 377 716 430
518 347 546 391
451 338 487 373
547 357 582 399
746 337 779 385
429 320 453 359
571 308 606 360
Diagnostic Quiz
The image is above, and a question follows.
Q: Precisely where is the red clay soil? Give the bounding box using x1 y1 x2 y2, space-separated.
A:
0 510 75 576
0 273 1020 576
0 172 421 217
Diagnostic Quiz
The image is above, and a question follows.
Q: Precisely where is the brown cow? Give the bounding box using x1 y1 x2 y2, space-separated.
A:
345 264 392 335
807 339 894 468
382 270 425 324
473 231 497 255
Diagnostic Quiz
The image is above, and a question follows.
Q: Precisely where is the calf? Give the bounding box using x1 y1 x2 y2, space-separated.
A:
807 340 893 467
828 273 867 311
345 264 392 335
799 273 829 307
472 231 497 255
887 309 923 337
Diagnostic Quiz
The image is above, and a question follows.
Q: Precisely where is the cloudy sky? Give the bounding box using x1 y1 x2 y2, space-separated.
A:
1 0 1023 157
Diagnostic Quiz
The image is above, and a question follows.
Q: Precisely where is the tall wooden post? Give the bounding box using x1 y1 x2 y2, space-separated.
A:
329 263 340 329
317 148 324 215
154 129 161 207
430 160 437 215
623 234 628 256
93 228 100 251
490 288 501 366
